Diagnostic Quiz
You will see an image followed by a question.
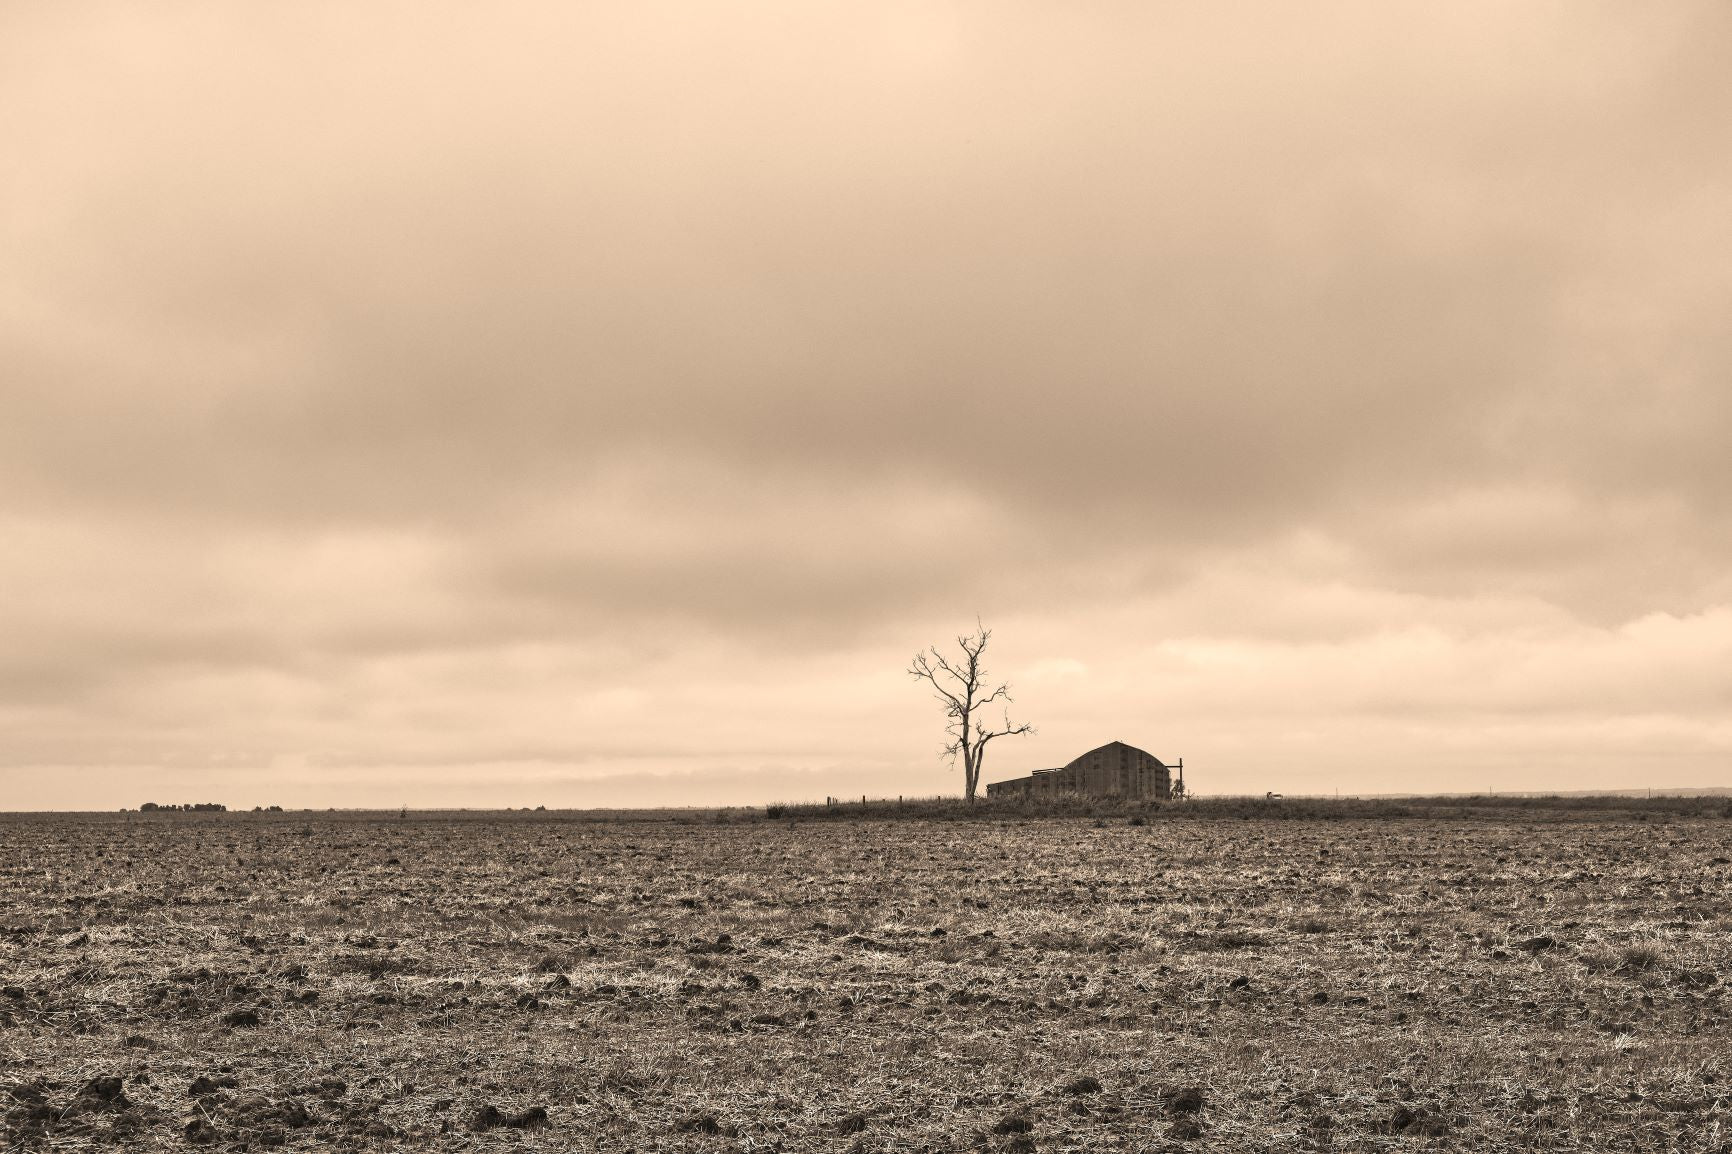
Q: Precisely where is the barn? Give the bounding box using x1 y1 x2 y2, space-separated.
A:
985 740 1176 800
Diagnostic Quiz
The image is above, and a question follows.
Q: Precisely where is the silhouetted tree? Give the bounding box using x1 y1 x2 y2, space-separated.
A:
908 623 1034 802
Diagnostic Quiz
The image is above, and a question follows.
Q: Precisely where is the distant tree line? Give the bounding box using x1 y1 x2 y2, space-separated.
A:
137 802 227 812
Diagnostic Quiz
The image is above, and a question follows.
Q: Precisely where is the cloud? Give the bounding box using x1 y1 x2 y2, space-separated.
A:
1 2 1728 805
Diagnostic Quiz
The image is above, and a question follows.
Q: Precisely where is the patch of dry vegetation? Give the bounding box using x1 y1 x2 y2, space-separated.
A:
2 808 1730 1150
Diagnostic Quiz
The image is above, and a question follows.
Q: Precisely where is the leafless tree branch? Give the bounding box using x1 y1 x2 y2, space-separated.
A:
907 623 1035 802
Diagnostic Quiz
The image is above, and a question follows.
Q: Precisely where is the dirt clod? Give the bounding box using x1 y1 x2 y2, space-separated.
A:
189 1075 240 1095
676 1111 728 1134
183 1118 220 1144
55 1076 132 1119
472 1103 548 1130
1162 1087 1205 1115
1380 1105 1448 1136
77 1076 127 1103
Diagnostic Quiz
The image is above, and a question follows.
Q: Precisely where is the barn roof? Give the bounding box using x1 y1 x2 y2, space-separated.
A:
1063 740 1166 770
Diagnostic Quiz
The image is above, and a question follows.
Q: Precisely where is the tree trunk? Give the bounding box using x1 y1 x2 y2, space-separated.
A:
964 716 980 801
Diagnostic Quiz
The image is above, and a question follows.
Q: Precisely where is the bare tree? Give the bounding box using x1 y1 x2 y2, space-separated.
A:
908 623 1034 802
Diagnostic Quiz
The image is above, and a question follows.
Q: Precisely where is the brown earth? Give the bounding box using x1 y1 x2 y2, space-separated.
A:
2 808 1729 1150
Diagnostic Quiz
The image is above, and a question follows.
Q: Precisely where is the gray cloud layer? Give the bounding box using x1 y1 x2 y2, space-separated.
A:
3 3 1729 806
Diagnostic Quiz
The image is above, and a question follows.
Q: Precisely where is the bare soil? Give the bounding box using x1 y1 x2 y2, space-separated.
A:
2 809 1729 1150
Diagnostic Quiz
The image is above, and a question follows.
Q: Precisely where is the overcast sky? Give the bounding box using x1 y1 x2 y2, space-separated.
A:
4 2 1729 809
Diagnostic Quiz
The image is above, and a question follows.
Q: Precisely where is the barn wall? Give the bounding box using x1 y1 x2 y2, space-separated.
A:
987 743 1173 801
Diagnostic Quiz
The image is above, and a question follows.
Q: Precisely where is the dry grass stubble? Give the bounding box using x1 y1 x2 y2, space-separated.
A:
2 808 1729 1150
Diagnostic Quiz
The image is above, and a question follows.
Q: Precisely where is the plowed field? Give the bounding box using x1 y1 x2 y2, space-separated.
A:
3 809 1729 1150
